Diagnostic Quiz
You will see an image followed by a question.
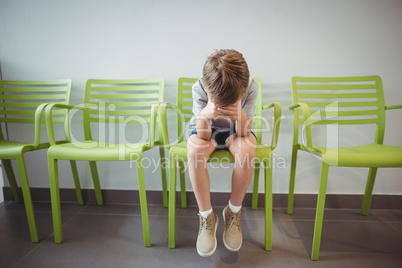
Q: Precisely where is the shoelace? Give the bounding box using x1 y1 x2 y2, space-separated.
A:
226 210 241 232
198 214 213 234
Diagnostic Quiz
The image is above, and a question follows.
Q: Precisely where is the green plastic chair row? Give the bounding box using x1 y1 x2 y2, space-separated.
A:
2 76 401 261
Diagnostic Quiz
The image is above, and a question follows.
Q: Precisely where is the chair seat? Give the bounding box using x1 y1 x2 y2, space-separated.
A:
170 141 272 162
47 140 149 161
310 143 402 167
0 140 34 158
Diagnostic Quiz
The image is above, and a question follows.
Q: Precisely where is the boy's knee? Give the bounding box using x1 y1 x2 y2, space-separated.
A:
239 142 256 161
187 135 216 161
187 145 204 161
228 135 256 166
235 145 256 170
228 135 256 155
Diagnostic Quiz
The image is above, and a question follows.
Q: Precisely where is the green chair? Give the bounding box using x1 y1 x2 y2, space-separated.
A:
287 75 402 260
0 79 72 242
45 78 166 246
158 77 282 250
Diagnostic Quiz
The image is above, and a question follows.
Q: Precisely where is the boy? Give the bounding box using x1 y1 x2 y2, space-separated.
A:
187 49 258 257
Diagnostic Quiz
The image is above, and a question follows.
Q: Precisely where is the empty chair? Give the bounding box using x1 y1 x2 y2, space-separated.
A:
0 79 72 242
45 78 165 246
287 75 402 260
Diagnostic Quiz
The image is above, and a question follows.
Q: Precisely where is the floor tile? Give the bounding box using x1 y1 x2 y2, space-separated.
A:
0 207 77 267
296 252 402 268
275 207 381 222
81 203 168 217
279 218 402 263
372 209 402 222
13 213 168 268
386 222 402 235
3 201 402 267
3 200 84 213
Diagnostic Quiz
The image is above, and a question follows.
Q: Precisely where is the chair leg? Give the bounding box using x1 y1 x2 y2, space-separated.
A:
16 156 38 243
89 161 103 205
2 159 23 203
311 162 330 261
136 156 151 247
178 161 187 208
159 147 168 208
48 157 63 243
264 159 273 251
361 167 378 216
287 146 298 214
252 162 260 210
70 160 83 205
168 152 177 249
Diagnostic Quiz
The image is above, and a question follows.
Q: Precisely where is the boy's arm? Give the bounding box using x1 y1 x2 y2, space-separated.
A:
195 117 212 141
217 102 252 137
236 108 252 137
197 100 224 141
192 78 212 141
237 79 259 137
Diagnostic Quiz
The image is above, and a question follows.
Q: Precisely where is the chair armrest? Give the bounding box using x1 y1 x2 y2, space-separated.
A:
32 103 50 148
289 102 313 148
157 102 185 150
45 103 89 146
146 102 162 149
261 102 282 150
385 104 402 110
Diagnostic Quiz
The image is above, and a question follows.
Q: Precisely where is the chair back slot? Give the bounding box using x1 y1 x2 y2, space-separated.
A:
0 80 72 124
292 76 385 126
84 79 164 125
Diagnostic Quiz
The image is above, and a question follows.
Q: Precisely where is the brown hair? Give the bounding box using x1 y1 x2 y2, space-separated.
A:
202 49 249 107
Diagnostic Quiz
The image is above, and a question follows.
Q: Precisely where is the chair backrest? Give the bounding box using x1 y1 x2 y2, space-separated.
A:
177 77 198 139
83 78 164 141
177 77 263 142
0 79 72 142
291 76 386 144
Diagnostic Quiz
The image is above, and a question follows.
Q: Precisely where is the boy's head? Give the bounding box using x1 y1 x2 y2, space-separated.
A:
202 49 249 107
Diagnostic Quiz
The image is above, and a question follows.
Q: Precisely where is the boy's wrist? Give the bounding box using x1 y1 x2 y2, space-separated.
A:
199 109 209 120
200 106 215 120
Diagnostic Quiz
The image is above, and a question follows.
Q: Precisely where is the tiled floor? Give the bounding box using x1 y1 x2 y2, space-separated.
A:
1 201 402 268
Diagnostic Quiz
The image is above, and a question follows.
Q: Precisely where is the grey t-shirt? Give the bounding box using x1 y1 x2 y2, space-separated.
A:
189 77 259 131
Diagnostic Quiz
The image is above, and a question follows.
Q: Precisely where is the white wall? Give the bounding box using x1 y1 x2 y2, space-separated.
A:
1 0 401 195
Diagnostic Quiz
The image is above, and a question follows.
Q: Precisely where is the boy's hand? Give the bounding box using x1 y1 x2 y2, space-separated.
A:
200 100 223 120
217 101 243 121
